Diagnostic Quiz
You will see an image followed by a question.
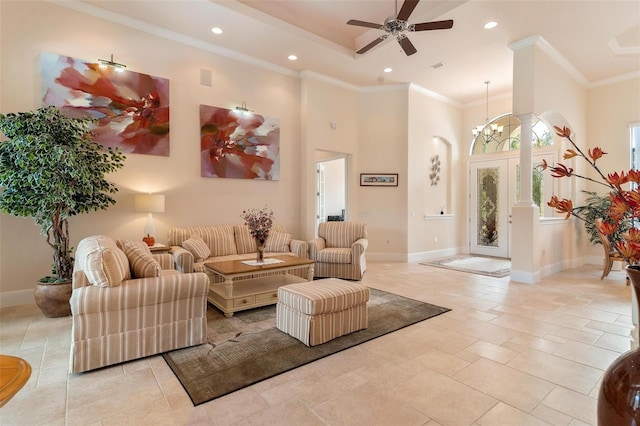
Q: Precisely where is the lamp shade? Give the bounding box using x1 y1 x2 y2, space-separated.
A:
134 194 165 213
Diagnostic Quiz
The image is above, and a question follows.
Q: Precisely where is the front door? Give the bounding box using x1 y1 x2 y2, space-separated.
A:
470 159 511 257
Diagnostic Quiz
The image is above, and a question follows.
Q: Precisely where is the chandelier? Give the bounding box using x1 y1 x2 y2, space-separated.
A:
472 81 503 143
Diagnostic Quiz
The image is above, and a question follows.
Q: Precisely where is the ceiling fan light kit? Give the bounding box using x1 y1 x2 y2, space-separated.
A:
347 0 453 56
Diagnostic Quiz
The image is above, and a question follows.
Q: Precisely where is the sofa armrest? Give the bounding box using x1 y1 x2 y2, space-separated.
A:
290 239 309 259
308 237 326 260
170 246 194 273
153 253 175 270
70 272 209 315
352 238 368 266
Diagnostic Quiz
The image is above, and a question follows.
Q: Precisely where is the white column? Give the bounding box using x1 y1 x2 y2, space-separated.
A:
517 113 534 206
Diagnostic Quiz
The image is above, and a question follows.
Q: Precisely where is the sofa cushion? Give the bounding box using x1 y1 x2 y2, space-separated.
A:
116 239 152 255
123 245 161 278
76 235 130 287
182 235 211 262
170 225 237 257
233 224 256 254
265 231 292 253
316 248 352 264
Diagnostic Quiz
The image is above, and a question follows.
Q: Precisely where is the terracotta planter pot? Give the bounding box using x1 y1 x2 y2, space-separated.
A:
34 280 72 318
597 265 640 424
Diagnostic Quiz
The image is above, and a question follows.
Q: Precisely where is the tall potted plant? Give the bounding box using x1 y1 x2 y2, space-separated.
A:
0 105 125 317
542 126 640 424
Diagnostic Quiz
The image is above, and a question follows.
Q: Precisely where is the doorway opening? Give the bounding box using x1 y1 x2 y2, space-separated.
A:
315 151 347 235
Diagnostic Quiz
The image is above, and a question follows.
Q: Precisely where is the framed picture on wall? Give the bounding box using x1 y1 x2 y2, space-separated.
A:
360 173 398 187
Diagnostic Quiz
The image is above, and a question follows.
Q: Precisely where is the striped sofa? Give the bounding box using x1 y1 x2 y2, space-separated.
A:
167 224 309 282
308 222 368 280
69 235 209 373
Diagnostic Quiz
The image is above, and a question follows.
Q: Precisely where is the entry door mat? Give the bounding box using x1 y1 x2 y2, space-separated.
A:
162 288 450 406
421 254 511 278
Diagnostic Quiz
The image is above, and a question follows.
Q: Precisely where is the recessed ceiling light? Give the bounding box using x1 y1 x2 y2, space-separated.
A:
211 27 223 34
484 21 498 29
288 54 298 61
383 67 392 73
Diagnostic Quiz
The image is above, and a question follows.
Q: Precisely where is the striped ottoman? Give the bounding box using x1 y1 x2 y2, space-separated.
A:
276 278 369 347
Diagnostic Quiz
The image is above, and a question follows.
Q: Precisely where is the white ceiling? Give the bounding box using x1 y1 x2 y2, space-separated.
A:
75 0 640 105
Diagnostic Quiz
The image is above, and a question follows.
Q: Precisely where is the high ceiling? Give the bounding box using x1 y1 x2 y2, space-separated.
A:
76 0 640 105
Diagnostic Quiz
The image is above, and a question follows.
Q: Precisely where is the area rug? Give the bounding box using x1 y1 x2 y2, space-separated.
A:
421 254 511 278
162 288 450 406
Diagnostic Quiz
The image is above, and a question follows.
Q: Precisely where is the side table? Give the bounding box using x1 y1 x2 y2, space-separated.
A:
149 243 171 253
0 354 31 407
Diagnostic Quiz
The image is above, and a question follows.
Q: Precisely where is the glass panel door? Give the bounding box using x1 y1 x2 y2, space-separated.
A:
470 160 510 257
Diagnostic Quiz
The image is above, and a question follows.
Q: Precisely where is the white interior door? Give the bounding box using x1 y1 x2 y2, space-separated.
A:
315 164 325 235
470 159 511 258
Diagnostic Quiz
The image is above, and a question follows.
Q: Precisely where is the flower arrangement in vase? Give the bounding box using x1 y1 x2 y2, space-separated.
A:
241 206 273 263
542 125 640 425
543 126 640 266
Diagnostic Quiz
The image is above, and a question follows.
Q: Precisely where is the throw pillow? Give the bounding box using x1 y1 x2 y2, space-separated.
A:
265 231 292 253
76 235 130 287
182 235 211 262
124 245 161 278
117 239 152 255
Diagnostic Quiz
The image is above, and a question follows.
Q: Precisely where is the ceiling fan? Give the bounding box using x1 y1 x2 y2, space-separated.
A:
347 0 453 56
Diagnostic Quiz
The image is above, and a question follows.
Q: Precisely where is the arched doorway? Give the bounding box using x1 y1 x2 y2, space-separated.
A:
469 114 555 257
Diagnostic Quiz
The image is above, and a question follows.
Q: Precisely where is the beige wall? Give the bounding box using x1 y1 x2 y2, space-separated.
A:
300 76 359 240
408 87 463 258
0 1 303 302
583 78 640 261
357 88 408 260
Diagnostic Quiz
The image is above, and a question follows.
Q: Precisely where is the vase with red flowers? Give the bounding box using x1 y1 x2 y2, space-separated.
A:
543 126 640 425
241 206 273 263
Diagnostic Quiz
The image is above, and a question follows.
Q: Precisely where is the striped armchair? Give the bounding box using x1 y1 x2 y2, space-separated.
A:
308 222 368 280
69 235 209 373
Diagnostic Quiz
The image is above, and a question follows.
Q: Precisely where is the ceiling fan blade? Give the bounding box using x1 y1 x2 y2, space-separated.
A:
397 35 417 56
347 19 383 29
396 0 420 21
412 19 454 32
356 35 388 54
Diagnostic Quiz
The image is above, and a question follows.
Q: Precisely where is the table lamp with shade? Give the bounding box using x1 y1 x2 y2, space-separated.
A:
134 193 165 246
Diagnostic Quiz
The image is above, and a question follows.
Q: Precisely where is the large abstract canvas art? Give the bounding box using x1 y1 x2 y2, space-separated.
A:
41 51 170 156
200 105 280 180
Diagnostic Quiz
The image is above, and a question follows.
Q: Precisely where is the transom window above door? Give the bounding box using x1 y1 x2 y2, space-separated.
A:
471 114 553 155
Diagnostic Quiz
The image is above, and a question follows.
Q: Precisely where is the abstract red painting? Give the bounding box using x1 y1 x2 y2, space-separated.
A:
41 51 170 156
200 104 280 180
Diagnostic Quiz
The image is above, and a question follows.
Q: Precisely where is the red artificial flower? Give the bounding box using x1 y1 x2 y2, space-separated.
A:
588 147 607 162
563 149 579 160
548 196 573 218
549 164 574 178
595 218 617 236
606 171 628 189
539 159 548 171
553 126 571 138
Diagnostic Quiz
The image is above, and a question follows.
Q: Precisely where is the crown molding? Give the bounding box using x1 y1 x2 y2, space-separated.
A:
509 35 589 88
590 70 640 88
299 71 358 90
46 0 299 80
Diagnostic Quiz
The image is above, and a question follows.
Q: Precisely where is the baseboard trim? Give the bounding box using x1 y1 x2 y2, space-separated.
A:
407 247 461 263
0 289 35 308
510 269 541 284
366 252 407 262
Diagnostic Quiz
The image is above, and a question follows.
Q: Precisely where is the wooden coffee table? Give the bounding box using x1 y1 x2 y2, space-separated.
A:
204 255 315 317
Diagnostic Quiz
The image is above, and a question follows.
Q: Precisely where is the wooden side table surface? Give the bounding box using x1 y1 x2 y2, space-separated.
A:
0 354 31 408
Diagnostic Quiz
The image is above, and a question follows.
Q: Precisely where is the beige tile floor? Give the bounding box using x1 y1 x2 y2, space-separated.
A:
0 261 634 425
